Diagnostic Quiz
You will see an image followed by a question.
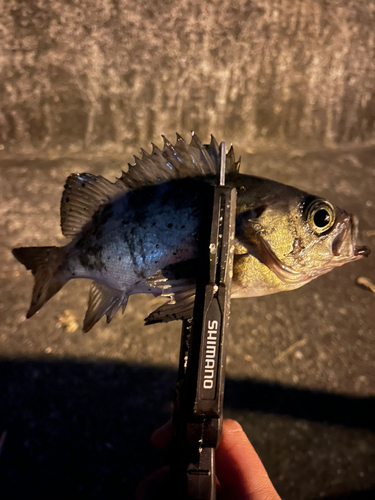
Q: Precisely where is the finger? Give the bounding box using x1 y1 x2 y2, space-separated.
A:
216 419 281 500
136 465 170 500
150 419 173 449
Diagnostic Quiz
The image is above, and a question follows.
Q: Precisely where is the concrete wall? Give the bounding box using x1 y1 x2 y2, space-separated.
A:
1 0 375 155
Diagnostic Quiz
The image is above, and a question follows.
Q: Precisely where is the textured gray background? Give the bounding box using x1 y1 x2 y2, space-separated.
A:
0 1 375 499
1 0 375 155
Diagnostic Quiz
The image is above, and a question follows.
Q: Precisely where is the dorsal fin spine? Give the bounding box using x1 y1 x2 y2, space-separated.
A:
113 133 240 191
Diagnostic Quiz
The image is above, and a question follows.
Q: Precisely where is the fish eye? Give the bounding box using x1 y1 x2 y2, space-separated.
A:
305 198 336 234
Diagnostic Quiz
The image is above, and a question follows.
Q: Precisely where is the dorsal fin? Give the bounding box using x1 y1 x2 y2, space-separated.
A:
61 173 125 238
116 133 241 190
61 135 240 239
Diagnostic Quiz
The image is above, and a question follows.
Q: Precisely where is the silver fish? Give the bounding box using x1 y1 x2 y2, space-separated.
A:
12 134 370 331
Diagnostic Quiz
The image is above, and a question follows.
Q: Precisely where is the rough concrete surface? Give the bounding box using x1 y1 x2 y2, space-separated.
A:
1 1 375 499
1 0 375 155
1 145 375 500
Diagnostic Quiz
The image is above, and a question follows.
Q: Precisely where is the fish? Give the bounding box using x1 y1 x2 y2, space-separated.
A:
12 133 370 332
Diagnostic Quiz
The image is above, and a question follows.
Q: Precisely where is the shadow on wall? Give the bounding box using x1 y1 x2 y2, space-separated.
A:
0 359 374 499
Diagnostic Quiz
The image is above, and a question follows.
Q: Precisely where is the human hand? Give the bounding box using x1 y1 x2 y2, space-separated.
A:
137 418 281 500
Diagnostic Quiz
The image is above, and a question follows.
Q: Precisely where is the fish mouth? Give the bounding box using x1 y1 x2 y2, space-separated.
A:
332 215 370 259
354 245 371 257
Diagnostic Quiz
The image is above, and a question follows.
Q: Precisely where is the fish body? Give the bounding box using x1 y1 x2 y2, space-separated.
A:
13 134 369 331
64 178 206 289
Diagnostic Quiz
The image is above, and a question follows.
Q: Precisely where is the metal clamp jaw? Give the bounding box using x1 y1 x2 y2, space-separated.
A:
170 143 237 500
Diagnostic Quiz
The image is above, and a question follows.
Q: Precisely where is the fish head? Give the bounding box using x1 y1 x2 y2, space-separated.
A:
233 178 370 296
288 196 370 276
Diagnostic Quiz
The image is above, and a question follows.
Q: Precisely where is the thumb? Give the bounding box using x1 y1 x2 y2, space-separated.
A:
216 419 281 500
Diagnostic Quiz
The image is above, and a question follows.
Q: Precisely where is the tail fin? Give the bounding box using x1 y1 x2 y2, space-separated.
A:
12 246 67 318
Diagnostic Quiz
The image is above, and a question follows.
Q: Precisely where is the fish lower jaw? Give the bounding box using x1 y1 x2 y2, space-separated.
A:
354 246 371 257
332 215 370 259
230 277 312 299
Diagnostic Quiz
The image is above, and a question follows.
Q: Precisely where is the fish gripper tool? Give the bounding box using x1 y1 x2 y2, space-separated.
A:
169 142 237 500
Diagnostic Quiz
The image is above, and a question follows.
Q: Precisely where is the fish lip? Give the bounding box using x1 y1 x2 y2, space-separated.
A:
354 245 371 257
332 215 370 258
351 215 371 257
